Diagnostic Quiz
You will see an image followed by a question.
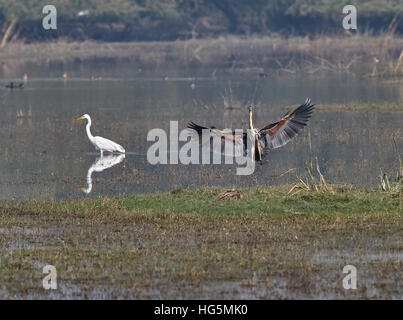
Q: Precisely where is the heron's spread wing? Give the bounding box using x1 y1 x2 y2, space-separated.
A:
94 136 125 153
258 98 314 150
187 122 245 157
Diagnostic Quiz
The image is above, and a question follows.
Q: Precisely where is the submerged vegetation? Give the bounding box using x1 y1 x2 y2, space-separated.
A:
0 185 401 299
380 136 403 192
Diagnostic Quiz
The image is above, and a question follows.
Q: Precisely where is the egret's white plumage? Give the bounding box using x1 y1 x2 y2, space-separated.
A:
76 114 125 155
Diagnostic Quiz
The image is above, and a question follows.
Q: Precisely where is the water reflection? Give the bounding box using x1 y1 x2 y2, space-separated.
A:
79 154 125 194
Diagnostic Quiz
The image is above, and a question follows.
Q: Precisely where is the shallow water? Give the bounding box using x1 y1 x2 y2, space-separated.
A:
0 61 402 200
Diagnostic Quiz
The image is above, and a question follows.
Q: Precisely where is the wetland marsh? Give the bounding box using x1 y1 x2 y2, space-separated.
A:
0 38 402 299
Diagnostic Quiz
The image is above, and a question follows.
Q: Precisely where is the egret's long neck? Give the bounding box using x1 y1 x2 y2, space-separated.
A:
249 109 254 130
85 118 94 141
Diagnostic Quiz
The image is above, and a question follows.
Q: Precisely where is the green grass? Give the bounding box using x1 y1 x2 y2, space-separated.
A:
0 186 401 299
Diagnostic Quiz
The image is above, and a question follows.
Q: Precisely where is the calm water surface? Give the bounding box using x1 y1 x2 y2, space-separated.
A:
0 62 402 200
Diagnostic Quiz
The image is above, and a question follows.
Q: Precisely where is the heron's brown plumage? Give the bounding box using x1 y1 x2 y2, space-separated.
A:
187 98 315 164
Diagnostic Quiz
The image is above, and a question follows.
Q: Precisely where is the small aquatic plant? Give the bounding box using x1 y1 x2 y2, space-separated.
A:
287 131 333 196
287 156 333 196
379 136 403 193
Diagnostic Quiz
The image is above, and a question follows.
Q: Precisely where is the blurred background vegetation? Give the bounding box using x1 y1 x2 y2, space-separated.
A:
0 0 402 44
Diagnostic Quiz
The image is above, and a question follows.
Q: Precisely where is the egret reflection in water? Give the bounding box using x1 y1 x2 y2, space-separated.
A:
79 154 126 194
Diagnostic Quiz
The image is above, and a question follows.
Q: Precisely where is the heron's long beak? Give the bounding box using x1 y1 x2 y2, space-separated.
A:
75 116 84 121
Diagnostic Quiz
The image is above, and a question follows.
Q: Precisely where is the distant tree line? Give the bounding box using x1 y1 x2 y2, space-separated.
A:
0 0 402 44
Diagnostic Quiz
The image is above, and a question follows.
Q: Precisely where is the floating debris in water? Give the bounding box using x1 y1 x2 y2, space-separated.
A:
5 82 24 89
77 9 89 17
258 72 268 78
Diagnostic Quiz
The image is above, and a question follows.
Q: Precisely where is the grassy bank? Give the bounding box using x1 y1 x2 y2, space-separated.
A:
1 35 403 74
0 186 401 299
317 101 403 112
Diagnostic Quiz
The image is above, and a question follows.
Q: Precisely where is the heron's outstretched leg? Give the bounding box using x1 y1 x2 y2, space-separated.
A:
256 141 263 165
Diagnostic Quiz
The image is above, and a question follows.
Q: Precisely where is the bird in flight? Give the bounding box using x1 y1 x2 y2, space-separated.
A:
75 114 125 155
187 98 315 165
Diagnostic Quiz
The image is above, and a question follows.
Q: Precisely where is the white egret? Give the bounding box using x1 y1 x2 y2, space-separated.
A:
75 114 125 155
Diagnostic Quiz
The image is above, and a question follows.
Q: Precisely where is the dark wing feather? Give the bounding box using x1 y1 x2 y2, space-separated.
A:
259 98 315 150
187 121 244 157
187 121 210 135
187 121 241 142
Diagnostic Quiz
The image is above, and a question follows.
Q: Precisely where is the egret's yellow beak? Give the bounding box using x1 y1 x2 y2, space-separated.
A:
75 116 84 121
